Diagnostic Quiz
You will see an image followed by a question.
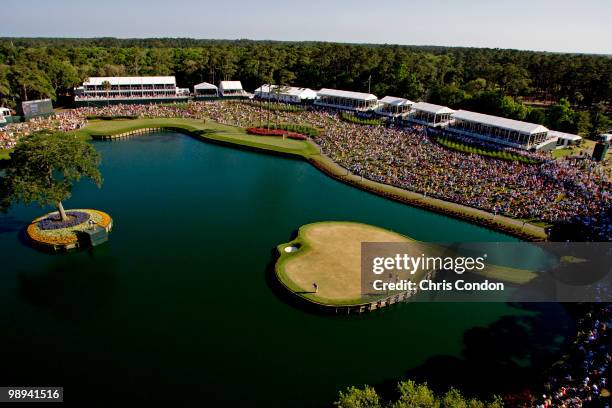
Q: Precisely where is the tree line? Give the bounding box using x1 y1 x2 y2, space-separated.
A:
0 38 610 135
334 380 509 408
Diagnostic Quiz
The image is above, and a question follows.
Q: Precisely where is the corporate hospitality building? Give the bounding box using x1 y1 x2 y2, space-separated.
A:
254 84 317 103
314 88 378 111
375 96 414 118
447 110 551 149
74 76 190 106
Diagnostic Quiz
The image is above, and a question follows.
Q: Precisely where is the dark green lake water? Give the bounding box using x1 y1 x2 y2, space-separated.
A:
0 132 574 407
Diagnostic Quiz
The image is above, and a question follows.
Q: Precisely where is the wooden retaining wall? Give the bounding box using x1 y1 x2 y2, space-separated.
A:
327 269 438 314
277 265 438 315
92 127 164 140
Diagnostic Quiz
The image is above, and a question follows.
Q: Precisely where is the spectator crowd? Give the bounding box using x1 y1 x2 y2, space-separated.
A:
538 304 611 408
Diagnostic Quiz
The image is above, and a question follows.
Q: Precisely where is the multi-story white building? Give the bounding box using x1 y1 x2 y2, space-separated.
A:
74 76 189 106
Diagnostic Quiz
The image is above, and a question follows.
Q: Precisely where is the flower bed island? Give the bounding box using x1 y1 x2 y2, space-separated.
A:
26 209 113 251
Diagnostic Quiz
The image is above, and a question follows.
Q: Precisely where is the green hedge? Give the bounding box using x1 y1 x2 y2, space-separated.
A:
340 112 382 126
433 135 540 164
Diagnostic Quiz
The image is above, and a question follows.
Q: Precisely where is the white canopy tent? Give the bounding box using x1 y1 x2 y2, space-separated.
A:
376 96 413 117
194 82 219 97
452 110 548 134
449 110 550 149
219 81 247 97
254 84 317 103
548 130 582 148
408 102 455 126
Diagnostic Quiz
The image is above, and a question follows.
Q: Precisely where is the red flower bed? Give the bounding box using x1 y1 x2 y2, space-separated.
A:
246 127 307 140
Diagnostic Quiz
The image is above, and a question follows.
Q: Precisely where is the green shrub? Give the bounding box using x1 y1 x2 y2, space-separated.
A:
340 112 382 126
433 135 540 164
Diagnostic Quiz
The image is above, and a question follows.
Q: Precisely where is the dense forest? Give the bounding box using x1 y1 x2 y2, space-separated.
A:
0 38 610 136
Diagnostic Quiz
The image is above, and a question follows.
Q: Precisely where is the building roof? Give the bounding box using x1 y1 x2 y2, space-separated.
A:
317 88 377 101
453 110 549 134
83 76 176 86
548 130 582 141
194 82 218 90
380 96 413 106
255 84 316 97
219 81 244 90
412 102 455 115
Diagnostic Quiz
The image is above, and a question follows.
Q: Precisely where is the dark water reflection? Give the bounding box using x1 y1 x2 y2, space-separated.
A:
0 132 573 406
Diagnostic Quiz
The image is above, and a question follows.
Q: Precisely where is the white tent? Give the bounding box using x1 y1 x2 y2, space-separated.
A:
408 102 455 126
548 130 582 147
219 81 246 96
314 88 378 111
317 88 377 102
448 110 551 149
412 102 455 115
194 82 219 97
376 96 413 117
254 84 317 103
452 110 548 135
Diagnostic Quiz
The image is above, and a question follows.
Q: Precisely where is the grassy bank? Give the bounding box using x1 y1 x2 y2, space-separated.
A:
68 118 320 158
